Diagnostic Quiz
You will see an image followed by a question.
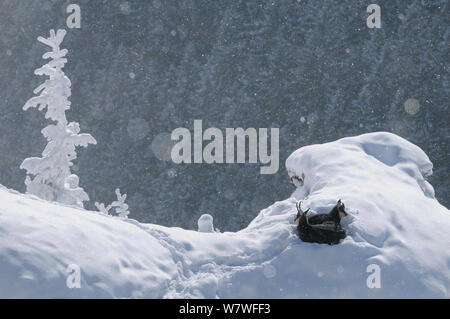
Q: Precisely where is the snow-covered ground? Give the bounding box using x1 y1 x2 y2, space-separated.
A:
0 132 449 298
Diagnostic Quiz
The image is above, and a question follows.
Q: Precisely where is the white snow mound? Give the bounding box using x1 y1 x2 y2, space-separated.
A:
197 214 215 233
0 132 449 298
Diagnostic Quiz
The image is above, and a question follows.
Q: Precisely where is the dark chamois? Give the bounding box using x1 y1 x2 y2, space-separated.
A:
306 199 348 227
294 201 347 245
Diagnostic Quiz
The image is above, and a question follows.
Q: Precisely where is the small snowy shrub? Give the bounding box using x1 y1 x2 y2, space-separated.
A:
95 188 130 218
197 214 215 233
20 29 96 208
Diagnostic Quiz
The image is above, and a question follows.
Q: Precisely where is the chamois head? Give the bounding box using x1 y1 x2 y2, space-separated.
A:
336 199 348 220
294 201 309 226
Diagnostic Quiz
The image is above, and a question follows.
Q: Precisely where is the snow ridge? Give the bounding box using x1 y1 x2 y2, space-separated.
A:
0 132 449 298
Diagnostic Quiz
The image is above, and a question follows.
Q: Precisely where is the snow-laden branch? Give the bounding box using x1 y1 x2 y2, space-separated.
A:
95 188 130 218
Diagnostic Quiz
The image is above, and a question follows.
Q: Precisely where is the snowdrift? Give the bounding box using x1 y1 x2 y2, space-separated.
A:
0 132 448 298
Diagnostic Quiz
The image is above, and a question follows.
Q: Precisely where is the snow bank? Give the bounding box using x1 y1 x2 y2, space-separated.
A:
0 132 448 298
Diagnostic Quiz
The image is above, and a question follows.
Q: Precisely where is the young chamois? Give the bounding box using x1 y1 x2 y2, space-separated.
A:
294 200 347 245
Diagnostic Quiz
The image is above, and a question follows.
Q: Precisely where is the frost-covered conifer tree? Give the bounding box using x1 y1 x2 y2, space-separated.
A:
20 29 96 208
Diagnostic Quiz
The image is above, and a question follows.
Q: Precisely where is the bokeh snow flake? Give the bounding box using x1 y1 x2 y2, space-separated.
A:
404 98 421 115
129 72 135 79
263 264 277 279
127 118 150 141
151 132 174 161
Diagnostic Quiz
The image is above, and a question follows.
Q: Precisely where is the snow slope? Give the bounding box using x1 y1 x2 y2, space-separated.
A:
0 132 449 298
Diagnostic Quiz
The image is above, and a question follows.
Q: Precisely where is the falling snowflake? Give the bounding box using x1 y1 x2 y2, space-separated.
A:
167 168 177 178
404 98 421 115
337 265 344 273
6 50 12 56
307 113 318 125
170 30 177 37
300 116 306 123
129 72 135 79
120 2 131 15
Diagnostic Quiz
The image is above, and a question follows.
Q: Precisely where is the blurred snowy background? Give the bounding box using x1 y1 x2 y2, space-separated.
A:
0 0 448 231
